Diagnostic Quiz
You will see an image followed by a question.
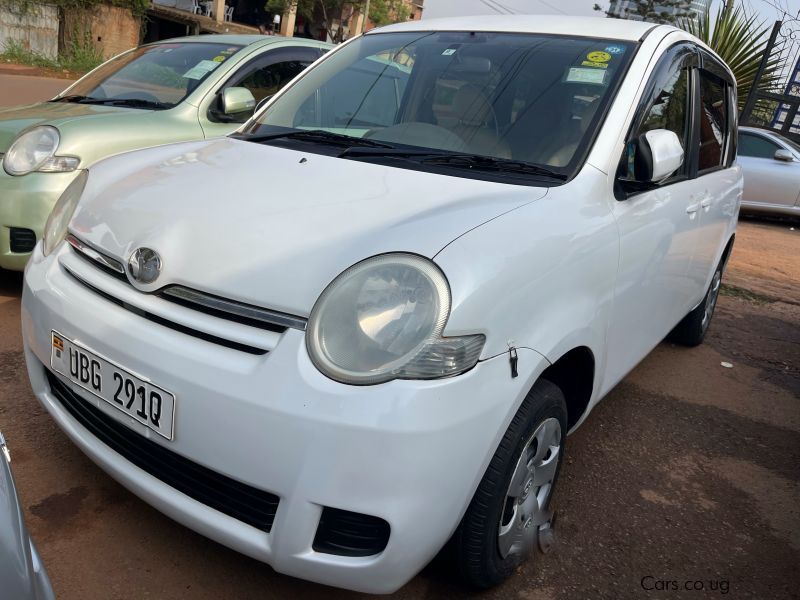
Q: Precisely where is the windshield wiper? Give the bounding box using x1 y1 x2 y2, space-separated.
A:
340 147 567 181
235 129 395 149
51 96 170 109
51 95 97 103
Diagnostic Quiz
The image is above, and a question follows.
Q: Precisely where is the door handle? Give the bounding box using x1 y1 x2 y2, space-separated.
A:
686 203 700 214
700 197 711 210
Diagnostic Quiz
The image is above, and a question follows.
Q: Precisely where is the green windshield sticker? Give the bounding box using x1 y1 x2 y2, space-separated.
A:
182 59 219 80
565 67 607 85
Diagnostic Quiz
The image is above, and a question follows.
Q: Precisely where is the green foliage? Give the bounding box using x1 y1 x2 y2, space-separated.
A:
0 0 149 18
593 0 695 24
369 0 410 26
679 5 783 109
1 31 104 73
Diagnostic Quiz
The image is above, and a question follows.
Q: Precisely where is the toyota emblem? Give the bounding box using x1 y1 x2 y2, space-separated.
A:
128 248 162 284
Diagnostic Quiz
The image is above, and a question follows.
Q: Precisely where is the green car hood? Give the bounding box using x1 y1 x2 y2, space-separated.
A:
0 103 130 151
0 102 204 167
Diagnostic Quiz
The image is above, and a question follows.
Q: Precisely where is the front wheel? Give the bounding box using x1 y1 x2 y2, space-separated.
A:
451 379 567 588
668 263 723 346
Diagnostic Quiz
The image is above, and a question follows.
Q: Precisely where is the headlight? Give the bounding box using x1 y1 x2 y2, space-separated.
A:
307 254 485 385
42 170 87 256
3 126 78 175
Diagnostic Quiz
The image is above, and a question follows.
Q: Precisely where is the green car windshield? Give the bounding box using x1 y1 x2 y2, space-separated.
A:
59 42 244 108
245 31 634 176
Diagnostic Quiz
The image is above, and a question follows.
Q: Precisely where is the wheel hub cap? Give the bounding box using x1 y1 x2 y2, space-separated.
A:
497 417 562 559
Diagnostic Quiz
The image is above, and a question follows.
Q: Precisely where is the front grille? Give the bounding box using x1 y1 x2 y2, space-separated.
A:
46 370 280 532
10 227 36 253
63 267 268 355
66 233 306 334
313 507 390 557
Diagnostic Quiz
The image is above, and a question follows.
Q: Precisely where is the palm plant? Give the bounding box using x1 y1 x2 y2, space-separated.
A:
680 5 784 111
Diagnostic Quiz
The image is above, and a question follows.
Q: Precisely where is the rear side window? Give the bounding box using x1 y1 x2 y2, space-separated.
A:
738 132 781 158
697 72 728 171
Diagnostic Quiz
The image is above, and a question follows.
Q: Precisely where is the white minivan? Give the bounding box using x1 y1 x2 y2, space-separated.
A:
21 16 741 594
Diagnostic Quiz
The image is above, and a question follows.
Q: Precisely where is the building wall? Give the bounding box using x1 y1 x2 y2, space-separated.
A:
61 4 140 60
0 4 59 60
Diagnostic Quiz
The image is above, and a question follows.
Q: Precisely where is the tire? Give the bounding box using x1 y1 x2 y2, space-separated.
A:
668 261 724 347
452 378 568 589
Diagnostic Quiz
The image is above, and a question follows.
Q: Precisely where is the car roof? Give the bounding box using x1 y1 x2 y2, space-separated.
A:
371 14 661 41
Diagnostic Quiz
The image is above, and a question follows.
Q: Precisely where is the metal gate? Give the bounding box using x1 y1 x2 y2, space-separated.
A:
740 20 800 143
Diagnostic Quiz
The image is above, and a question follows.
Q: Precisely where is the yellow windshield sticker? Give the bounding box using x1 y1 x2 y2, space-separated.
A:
212 55 226 62
581 60 608 69
587 51 612 63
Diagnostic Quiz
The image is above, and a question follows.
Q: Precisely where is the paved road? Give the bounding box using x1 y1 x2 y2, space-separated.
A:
1 219 798 600
0 73 73 107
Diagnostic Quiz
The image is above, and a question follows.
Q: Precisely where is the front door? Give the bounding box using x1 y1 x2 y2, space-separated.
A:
604 43 703 388
199 46 322 138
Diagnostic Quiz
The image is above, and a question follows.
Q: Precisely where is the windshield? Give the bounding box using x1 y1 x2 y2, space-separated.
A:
58 42 243 108
244 31 634 181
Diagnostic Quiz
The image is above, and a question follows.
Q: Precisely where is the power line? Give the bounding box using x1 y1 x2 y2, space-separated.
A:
534 0 569 14
479 0 513 14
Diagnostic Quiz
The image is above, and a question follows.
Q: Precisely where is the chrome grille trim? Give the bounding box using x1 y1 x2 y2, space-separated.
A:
66 233 307 333
67 234 126 276
161 286 307 332
61 264 270 355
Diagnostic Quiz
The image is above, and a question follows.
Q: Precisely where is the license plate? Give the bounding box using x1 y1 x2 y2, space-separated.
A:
50 331 175 440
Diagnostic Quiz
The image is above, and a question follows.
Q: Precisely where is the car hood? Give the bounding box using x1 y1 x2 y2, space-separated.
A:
0 102 136 152
71 138 547 316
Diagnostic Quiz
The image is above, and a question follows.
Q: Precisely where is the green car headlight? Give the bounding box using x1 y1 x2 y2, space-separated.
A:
3 126 79 176
43 170 87 256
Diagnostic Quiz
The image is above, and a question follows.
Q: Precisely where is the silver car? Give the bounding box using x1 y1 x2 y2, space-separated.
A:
0 432 54 600
737 126 800 217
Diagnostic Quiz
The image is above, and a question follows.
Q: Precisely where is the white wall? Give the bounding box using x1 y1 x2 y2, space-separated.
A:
0 4 59 60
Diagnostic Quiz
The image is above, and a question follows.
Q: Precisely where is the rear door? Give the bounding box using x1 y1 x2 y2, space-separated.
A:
689 56 741 295
738 130 800 209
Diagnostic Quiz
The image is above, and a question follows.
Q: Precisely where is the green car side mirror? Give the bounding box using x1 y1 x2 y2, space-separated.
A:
221 87 256 117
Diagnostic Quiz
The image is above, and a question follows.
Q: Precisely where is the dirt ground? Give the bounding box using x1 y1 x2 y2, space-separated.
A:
0 218 798 600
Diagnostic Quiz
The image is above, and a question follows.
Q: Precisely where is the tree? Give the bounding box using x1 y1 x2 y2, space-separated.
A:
593 0 695 25
369 0 411 27
265 0 410 41
679 5 783 110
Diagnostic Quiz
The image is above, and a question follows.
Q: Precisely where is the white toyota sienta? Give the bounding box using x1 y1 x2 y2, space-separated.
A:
22 16 741 594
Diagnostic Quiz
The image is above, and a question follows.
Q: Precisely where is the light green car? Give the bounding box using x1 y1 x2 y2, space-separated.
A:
0 34 331 271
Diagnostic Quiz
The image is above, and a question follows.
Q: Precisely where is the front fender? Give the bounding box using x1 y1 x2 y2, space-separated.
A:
435 166 617 399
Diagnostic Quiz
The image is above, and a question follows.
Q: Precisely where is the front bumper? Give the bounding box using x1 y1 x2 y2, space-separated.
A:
0 170 79 271
21 243 549 593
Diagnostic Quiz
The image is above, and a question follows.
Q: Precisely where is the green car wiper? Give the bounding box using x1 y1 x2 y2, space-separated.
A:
52 96 171 109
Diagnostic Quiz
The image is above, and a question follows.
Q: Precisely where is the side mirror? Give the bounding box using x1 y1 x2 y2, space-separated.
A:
774 149 794 162
635 129 684 182
220 87 256 117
